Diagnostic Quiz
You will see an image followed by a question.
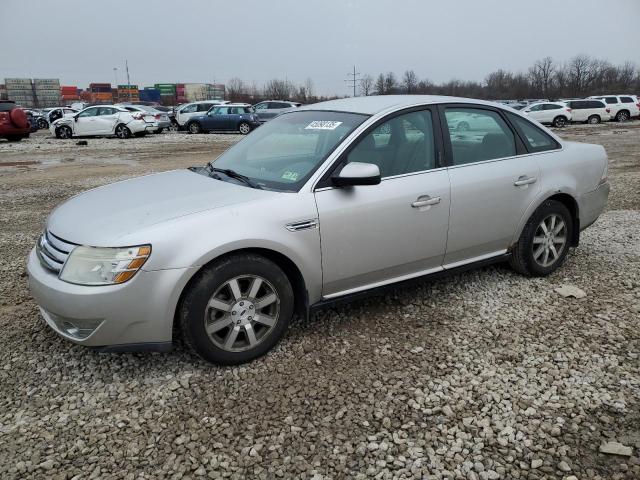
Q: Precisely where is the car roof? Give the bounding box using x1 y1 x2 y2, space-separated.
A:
297 95 512 115
213 103 252 107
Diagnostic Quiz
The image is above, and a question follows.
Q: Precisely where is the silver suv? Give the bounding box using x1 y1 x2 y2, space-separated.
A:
27 95 609 364
253 100 301 123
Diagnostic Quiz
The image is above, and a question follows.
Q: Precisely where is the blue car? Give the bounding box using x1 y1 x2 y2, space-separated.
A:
186 104 261 135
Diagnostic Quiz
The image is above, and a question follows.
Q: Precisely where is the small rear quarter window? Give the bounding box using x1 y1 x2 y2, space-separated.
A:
507 113 560 153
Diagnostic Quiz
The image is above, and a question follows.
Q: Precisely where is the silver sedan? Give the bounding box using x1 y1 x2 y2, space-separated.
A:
27 95 610 364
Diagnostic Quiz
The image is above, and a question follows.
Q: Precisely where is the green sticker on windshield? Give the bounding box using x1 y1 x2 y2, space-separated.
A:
281 171 299 181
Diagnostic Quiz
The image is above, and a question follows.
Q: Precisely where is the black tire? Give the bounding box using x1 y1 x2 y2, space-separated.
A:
153 128 164 134
169 121 180 132
238 122 251 135
6 136 23 142
587 115 600 124
55 125 73 139
134 132 147 137
552 116 567 128
179 254 294 365
615 110 629 122
509 200 573 277
188 122 202 134
114 124 131 139
37 118 49 129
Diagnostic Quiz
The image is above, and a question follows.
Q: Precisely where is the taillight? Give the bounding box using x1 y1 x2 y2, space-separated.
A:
132 113 144 120
566 108 572 113
606 108 610 113
155 114 161 119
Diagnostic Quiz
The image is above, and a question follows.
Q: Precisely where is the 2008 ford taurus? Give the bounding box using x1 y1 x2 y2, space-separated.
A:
27 96 610 364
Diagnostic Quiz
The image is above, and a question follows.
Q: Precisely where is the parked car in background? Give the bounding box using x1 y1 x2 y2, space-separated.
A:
562 99 610 124
522 102 573 127
588 95 640 122
118 104 171 133
0 101 31 141
24 109 48 129
25 111 39 133
28 95 609 364
253 100 301 123
46 107 79 126
186 103 260 135
174 100 229 128
49 105 149 139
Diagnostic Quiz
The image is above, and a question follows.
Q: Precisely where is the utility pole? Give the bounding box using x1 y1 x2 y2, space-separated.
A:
345 66 360 97
125 60 131 102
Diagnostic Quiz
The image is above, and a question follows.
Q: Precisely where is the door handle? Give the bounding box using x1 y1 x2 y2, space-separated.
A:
412 196 441 208
514 176 537 186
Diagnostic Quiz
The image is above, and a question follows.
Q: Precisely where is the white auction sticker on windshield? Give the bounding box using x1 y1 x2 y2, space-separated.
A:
305 121 342 130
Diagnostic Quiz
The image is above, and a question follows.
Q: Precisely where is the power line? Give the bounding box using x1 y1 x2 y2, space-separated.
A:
345 66 360 97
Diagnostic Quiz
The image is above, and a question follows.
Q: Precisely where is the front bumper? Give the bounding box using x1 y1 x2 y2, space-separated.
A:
27 248 190 349
579 181 610 230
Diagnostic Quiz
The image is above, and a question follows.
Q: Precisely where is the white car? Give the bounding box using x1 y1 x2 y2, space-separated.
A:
522 102 572 127
49 105 149 139
118 104 171 133
562 99 610 124
588 95 640 122
174 100 229 127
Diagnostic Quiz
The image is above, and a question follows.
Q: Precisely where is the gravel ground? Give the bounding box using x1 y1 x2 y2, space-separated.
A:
0 124 639 479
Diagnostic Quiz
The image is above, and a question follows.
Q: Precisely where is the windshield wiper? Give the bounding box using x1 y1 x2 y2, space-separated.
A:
207 164 262 189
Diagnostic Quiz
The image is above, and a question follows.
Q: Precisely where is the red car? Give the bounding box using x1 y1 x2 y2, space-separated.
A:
0 101 31 141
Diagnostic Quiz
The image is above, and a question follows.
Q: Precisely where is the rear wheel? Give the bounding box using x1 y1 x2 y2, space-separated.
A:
5 136 24 142
56 125 73 139
552 116 567 128
509 200 573 277
615 110 629 122
238 122 251 135
179 254 294 365
114 124 131 139
188 122 202 134
587 115 600 124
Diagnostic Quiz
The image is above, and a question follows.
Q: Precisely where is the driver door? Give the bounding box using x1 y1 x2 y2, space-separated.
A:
314 107 451 298
73 107 101 136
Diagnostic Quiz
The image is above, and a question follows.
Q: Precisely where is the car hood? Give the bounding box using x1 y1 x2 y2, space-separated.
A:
47 169 274 245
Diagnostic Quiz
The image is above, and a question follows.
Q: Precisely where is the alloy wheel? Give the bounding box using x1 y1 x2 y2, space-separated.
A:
58 126 71 139
204 275 280 352
617 111 629 122
532 214 567 268
115 125 129 139
239 123 251 135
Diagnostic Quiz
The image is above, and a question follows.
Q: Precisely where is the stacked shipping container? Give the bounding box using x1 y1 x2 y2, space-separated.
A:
5 78 35 107
155 83 177 106
60 85 80 102
0 84 7 101
33 78 61 107
116 84 139 103
139 88 161 103
89 83 113 103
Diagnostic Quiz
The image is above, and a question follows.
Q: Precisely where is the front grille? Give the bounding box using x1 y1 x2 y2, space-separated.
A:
36 230 77 273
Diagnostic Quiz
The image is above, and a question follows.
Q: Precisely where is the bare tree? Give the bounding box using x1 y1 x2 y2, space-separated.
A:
402 70 418 93
528 57 555 97
359 74 374 96
304 78 314 102
263 79 292 100
226 77 246 102
383 72 397 94
374 74 386 95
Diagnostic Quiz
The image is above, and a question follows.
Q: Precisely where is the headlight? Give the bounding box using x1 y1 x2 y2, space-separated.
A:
59 245 151 286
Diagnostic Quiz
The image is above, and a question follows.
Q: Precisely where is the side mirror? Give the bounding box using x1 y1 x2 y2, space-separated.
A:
332 162 381 187
74 115 79 121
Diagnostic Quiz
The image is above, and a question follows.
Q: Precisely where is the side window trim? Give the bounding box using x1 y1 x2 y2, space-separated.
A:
435 103 527 168
314 105 444 190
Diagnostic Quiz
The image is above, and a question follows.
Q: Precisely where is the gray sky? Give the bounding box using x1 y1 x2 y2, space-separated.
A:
1 0 638 96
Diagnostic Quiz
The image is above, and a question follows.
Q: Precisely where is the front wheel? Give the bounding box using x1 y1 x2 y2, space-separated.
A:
37 118 49 129
552 116 567 128
114 124 131 139
587 115 600 124
238 122 251 135
56 125 73 139
509 200 573 277
179 254 294 365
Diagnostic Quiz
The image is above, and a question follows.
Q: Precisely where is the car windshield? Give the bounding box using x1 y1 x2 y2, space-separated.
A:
209 110 368 191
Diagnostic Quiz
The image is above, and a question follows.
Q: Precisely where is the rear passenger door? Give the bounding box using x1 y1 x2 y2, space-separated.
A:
440 105 541 265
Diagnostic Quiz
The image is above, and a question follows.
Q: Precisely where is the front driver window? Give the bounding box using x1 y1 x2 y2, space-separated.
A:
444 108 516 165
78 108 98 118
346 110 436 178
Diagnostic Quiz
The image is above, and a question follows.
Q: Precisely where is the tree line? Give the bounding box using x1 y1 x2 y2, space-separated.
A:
226 55 639 104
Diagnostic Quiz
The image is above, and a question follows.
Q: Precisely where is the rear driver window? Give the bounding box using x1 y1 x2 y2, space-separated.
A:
444 108 516 165
508 113 559 153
